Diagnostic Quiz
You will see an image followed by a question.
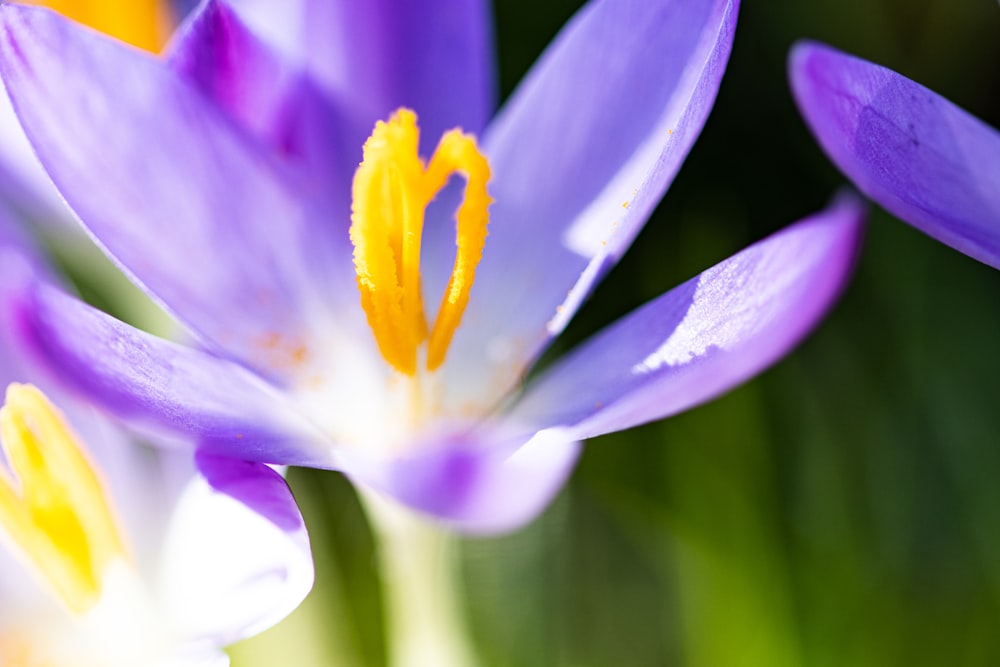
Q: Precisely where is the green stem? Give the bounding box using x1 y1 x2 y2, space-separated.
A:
359 491 479 667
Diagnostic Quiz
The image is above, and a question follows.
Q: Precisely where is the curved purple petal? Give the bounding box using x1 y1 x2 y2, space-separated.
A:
339 429 582 535
159 453 313 646
227 0 495 147
438 0 740 410
508 194 865 440
0 6 348 382
4 276 333 468
195 453 303 533
789 41 1000 270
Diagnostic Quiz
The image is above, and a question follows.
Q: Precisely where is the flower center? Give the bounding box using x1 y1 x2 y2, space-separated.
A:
24 0 173 52
350 108 492 377
0 384 128 616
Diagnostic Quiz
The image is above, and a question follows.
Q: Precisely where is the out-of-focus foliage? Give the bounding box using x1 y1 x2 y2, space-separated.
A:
222 0 999 664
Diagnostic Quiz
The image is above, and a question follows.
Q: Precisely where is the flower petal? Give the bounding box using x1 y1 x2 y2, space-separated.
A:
440 0 740 409
789 41 1000 270
157 452 312 647
0 88 71 227
339 429 581 535
166 0 298 151
166 0 356 203
5 277 332 468
0 5 344 381
227 0 495 145
509 194 865 440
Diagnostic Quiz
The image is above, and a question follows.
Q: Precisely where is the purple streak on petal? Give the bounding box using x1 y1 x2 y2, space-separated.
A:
167 0 356 216
339 429 581 535
6 278 334 468
790 41 1000 270
438 0 740 410
196 452 303 533
227 0 495 149
0 6 345 382
167 0 296 150
509 194 866 440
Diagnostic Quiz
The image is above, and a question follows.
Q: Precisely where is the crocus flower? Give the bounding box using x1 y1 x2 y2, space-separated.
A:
0 212 313 666
0 0 864 533
789 41 1000 270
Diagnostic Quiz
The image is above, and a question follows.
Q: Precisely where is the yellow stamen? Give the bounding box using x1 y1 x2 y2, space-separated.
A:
0 384 127 615
25 0 174 52
350 109 492 376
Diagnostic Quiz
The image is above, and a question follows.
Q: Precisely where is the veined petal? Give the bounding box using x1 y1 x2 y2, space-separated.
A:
226 0 495 147
158 453 312 647
789 41 1000 269
339 430 582 535
441 0 740 408
5 278 332 468
0 5 335 382
509 195 865 440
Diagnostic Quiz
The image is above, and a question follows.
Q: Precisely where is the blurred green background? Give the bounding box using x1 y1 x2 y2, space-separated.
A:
220 0 1000 665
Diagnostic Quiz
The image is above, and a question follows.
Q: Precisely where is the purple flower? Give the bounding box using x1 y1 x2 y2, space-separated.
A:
0 214 312 665
789 41 1000 270
0 0 863 533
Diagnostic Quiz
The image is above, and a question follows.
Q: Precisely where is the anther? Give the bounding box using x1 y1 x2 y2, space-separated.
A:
350 109 492 376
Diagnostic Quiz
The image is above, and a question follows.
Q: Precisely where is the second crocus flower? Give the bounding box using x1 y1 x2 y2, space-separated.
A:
0 203 313 667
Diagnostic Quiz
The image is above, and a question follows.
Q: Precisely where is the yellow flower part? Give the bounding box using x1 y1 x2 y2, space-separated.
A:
350 108 492 376
23 0 173 52
0 383 127 615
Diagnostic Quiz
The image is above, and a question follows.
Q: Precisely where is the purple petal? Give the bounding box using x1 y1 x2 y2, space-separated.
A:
159 453 313 646
166 0 298 150
438 0 740 410
339 429 582 535
789 41 1000 270
5 276 332 468
0 6 349 381
508 194 865 440
167 0 356 209
227 0 495 147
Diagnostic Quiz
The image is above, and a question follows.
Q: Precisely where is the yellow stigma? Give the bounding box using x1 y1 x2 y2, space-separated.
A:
24 0 174 52
0 384 127 615
350 108 491 376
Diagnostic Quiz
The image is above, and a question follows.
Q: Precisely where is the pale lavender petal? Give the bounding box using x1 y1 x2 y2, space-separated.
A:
5 277 332 468
790 41 1000 269
227 0 495 146
439 0 740 410
508 195 865 440
339 429 582 535
0 87 71 227
0 6 343 381
159 453 313 647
